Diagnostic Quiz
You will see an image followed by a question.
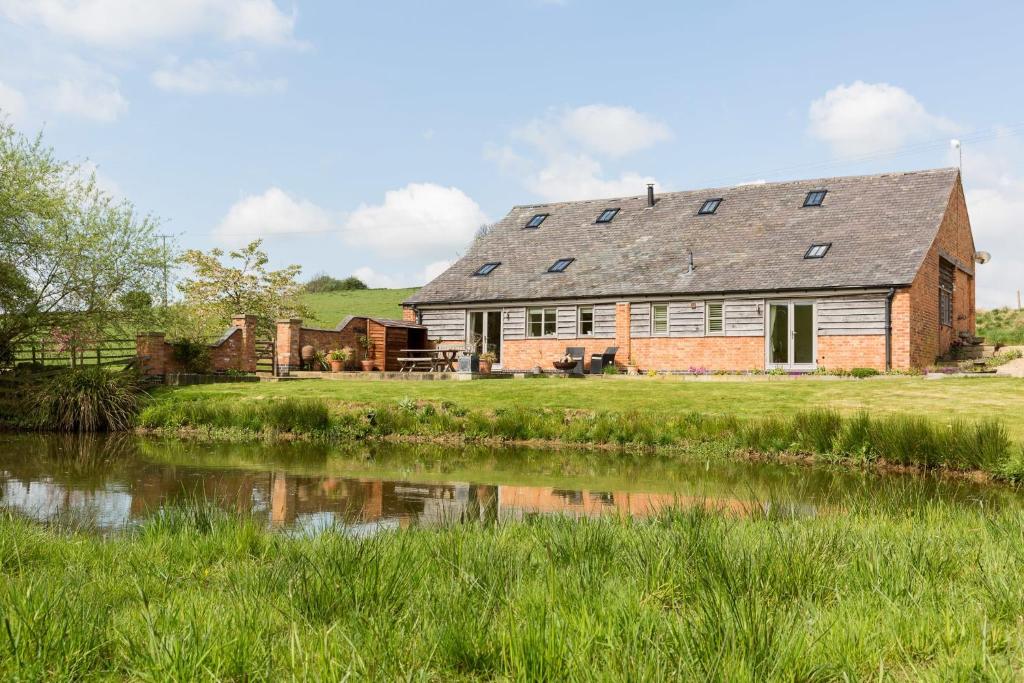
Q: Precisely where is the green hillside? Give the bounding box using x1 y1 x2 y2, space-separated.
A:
300 288 418 326
978 307 1024 345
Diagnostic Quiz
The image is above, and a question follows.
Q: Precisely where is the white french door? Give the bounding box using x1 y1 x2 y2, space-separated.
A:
766 301 816 371
468 311 502 365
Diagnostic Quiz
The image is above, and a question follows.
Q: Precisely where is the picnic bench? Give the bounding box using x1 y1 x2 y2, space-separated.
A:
397 348 461 373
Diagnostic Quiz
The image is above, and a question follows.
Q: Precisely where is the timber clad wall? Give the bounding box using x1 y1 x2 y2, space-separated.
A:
421 310 465 341
816 295 886 335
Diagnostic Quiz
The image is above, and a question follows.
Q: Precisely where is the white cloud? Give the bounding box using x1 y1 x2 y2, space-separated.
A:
49 75 126 122
809 81 957 156
0 0 298 48
488 104 666 202
526 153 656 202
152 54 286 95
0 81 27 123
216 187 334 242
343 183 488 258
353 260 452 289
560 104 673 157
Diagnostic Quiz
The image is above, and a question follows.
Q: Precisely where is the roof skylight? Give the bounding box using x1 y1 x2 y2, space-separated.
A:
698 199 722 215
804 243 831 259
548 258 574 273
473 262 501 276
525 213 548 228
803 190 827 207
595 208 619 223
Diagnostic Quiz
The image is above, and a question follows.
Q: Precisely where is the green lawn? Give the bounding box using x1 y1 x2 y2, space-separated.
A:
978 307 1024 345
300 287 417 326
160 375 1024 441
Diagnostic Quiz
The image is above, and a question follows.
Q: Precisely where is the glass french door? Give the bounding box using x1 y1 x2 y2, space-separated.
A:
468 311 502 364
767 301 816 370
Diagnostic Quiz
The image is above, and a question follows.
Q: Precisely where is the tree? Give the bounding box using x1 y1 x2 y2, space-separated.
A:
304 273 368 293
176 240 308 338
0 120 168 351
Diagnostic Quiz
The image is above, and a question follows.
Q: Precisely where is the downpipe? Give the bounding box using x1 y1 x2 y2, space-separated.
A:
885 287 896 371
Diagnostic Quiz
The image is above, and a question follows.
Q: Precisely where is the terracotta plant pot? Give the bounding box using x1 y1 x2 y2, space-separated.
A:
478 360 492 374
361 359 374 372
329 359 344 372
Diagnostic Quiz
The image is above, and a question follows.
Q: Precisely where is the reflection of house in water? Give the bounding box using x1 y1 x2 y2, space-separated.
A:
0 457 807 533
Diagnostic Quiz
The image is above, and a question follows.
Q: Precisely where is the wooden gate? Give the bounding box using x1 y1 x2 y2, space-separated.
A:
255 339 275 375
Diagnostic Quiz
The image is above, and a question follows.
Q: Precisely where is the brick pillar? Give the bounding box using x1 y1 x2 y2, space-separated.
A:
402 306 418 323
614 302 631 367
275 318 302 375
231 314 258 372
135 332 166 377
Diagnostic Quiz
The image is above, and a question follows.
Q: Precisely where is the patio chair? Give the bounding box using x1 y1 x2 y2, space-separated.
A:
589 347 619 374
564 347 585 376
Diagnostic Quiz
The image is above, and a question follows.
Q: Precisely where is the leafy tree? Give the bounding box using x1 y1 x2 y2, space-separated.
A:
176 240 308 338
304 273 368 293
0 120 168 350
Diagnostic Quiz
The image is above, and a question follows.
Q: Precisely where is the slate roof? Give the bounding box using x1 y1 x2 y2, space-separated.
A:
405 168 961 306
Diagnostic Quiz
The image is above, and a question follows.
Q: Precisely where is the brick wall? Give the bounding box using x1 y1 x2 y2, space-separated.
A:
904 175 976 367
631 336 764 372
137 315 258 377
501 337 617 371
817 335 886 370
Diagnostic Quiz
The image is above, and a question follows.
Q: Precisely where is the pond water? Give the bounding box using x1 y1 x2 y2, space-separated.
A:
0 433 1016 534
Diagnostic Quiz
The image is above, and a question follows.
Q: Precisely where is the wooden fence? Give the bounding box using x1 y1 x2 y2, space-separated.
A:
5 338 137 371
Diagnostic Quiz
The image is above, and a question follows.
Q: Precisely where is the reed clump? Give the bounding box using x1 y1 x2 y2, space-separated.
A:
138 397 1023 478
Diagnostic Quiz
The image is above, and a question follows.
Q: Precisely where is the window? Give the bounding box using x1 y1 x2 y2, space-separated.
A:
548 258 574 273
803 190 827 207
525 213 548 229
528 307 557 337
578 306 594 336
939 258 954 327
698 198 722 215
473 262 500 276
804 243 831 259
706 302 724 335
652 304 669 335
595 208 619 223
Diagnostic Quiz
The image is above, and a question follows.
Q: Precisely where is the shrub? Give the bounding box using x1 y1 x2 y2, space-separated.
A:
31 367 143 432
603 364 620 375
304 273 368 293
170 338 211 373
850 368 880 379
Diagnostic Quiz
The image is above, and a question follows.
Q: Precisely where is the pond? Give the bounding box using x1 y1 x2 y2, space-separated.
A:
0 433 1016 534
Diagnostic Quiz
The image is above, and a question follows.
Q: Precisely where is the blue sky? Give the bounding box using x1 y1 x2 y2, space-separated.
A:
1 0 1022 306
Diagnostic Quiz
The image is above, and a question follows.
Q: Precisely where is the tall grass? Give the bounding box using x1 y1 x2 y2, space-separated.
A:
30 367 143 432
139 396 1024 478
2 497 1024 679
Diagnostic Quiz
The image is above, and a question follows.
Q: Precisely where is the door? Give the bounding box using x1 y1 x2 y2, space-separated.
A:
468 311 502 365
766 301 816 370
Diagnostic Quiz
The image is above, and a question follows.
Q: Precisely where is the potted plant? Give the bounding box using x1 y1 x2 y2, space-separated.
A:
479 350 497 374
358 335 375 371
327 348 350 372
626 356 639 376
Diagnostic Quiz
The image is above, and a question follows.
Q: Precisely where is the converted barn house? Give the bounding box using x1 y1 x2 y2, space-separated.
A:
403 168 982 372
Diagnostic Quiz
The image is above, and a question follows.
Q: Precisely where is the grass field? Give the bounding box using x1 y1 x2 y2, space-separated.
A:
155 375 1024 441
4 498 1024 680
300 287 417 326
978 307 1024 345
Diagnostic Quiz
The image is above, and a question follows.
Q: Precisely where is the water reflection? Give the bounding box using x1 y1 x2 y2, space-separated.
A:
0 433 1014 534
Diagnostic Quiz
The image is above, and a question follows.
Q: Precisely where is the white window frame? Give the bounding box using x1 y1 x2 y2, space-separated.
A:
651 303 669 336
578 305 594 337
527 307 557 338
705 302 725 336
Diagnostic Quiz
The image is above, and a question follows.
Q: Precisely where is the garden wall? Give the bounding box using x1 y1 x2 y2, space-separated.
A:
136 315 257 378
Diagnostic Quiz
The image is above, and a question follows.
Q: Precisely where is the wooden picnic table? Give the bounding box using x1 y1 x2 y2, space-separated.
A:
397 348 460 373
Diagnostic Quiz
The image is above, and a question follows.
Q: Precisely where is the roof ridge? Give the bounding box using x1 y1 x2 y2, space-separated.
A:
510 167 959 209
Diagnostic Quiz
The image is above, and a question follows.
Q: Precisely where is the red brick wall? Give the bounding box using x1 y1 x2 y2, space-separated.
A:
904 175 976 366
402 307 417 323
631 336 764 372
501 337 616 371
137 315 258 377
817 335 886 371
